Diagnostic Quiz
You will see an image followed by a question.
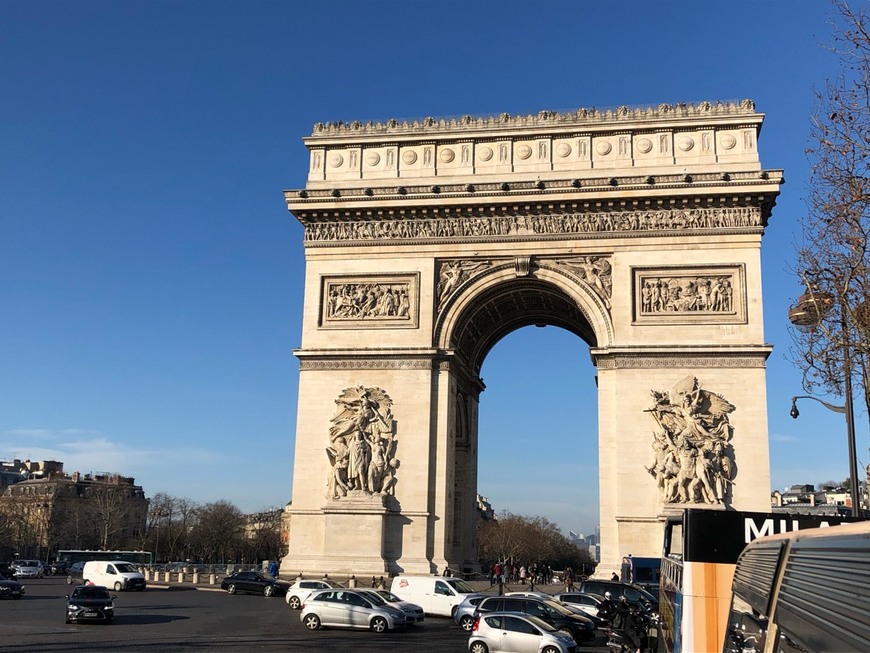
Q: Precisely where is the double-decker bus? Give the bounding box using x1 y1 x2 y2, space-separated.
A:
659 509 856 653
56 550 154 565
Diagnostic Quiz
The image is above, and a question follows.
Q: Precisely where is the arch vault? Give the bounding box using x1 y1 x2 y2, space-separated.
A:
282 101 782 577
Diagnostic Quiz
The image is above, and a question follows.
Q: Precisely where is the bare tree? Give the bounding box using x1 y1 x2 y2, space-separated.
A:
792 1 870 423
88 477 131 550
188 501 246 564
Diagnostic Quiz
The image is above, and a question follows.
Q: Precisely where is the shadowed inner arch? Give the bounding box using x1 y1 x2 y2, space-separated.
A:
450 279 597 374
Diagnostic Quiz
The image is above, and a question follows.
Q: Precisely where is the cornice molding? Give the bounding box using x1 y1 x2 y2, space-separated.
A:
306 99 759 139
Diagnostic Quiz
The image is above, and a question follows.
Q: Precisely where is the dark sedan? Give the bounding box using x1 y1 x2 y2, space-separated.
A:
66 585 115 624
66 561 85 585
220 571 291 597
0 571 24 599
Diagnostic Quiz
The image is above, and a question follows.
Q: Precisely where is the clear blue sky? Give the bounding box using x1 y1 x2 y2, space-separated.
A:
2 0 864 537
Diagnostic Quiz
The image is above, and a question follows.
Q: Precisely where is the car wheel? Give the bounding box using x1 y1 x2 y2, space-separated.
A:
65 617 70 624
543 648 560 653
469 642 489 653
106 617 114 625
114 582 123 591
289 595 301 609
370 616 388 633
264 585 274 597
460 615 475 631
227 584 236 595
303 613 321 630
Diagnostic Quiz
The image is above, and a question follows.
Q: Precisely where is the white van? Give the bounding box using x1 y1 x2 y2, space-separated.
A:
82 560 146 591
390 575 480 617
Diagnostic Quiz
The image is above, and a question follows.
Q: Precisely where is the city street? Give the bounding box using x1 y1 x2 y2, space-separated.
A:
0 577 614 652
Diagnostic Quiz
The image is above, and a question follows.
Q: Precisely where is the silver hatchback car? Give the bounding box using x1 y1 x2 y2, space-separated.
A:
301 588 406 633
469 612 578 653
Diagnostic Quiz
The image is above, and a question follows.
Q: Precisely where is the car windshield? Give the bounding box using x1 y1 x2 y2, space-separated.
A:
544 600 573 616
115 563 137 573
362 591 387 605
526 615 559 632
445 578 475 593
375 590 401 601
73 587 110 599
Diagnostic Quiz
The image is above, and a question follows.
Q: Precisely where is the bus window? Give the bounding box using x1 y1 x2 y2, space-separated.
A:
722 595 768 653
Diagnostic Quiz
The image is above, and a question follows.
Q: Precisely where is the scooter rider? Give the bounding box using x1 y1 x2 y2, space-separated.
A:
598 590 616 625
612 595 642 653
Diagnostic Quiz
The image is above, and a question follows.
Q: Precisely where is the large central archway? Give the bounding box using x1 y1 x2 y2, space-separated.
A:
281 100 782 577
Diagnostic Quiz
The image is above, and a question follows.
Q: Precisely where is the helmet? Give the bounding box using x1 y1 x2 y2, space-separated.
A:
620 595 629 602
604 591 612 599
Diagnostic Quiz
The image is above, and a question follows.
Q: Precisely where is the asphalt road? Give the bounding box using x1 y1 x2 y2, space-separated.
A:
0 577 614 652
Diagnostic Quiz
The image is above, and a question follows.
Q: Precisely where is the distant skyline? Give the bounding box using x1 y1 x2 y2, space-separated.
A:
2 0 867 537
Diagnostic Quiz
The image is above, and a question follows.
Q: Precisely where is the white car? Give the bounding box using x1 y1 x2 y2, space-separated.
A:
301 588 406 633
358 588 425 624
13 560 44 579
469 612 578 653
285 578 344 609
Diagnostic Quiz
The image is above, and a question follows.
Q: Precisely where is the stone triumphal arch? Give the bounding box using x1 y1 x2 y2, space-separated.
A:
281 100 782 577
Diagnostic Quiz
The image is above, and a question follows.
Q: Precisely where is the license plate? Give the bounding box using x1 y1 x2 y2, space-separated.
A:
83 611 98 617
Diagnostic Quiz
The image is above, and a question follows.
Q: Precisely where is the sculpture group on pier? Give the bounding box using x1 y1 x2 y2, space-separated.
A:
645 376 737 505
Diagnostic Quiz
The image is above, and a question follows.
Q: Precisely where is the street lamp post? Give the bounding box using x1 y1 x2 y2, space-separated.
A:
788 279 863 517
789 394 861 515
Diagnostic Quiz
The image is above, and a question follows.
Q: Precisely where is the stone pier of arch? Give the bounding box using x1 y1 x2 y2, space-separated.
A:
280 101 781 578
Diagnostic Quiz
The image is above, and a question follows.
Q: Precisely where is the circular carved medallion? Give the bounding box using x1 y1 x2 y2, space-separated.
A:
478 146 493 161
516 144 532 160
440 148 455 163
555 143 571 157
720 134 737 150
364 151 380 166
595 140 612 156
402 150 417 165
636 138 653 154
677 137 695 152
329 153 344 168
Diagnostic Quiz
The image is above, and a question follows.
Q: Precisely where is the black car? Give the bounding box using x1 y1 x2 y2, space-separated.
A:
473 595 596 643
51 560 70 575
66 561 85 585
220 571 291 597
578 580 657 611
0 570 24 599
66 585 115 624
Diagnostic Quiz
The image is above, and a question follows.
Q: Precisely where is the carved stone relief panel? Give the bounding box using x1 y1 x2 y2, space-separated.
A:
633 265 745 325
320 274 419 329
326 386 398 501
303 207 763 243
552 256 612 309
436 259 494 313
645 376 736 507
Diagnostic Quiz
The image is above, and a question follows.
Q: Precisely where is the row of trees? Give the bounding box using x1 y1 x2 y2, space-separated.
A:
143 493 285 565
477 511 596 576
0 484 285 565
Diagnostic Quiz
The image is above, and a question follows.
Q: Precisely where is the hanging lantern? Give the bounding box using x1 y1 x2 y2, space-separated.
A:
788 291 835 332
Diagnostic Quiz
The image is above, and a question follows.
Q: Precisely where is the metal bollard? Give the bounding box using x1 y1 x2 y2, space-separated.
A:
163 571 171 582
178 572 185 583
209 573 216 585
192 571 199 584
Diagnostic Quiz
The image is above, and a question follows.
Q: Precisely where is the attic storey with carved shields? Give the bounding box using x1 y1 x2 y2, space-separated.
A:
281 100 782 578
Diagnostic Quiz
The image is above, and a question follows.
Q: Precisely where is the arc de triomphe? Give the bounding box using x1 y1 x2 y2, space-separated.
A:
281 100 782 577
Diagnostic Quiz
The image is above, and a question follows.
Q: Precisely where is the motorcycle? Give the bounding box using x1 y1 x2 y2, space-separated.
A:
605 606 653 653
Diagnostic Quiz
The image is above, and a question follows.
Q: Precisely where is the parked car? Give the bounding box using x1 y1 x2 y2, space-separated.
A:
0 570 24 599
65 585 116 624
577 580 657 611
285 578 345 609
12 560 44 579
66 561 85 585
300 588 406 633
220 571 291 597
474 595 596 643
552 592 607 625
469 612 579 653
50 560 70 576
454 593 488 631
357 588 424 624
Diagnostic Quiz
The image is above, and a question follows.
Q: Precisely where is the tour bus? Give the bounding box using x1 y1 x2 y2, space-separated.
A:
722 519 870 653
659 509 856 653
56 550 154 566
